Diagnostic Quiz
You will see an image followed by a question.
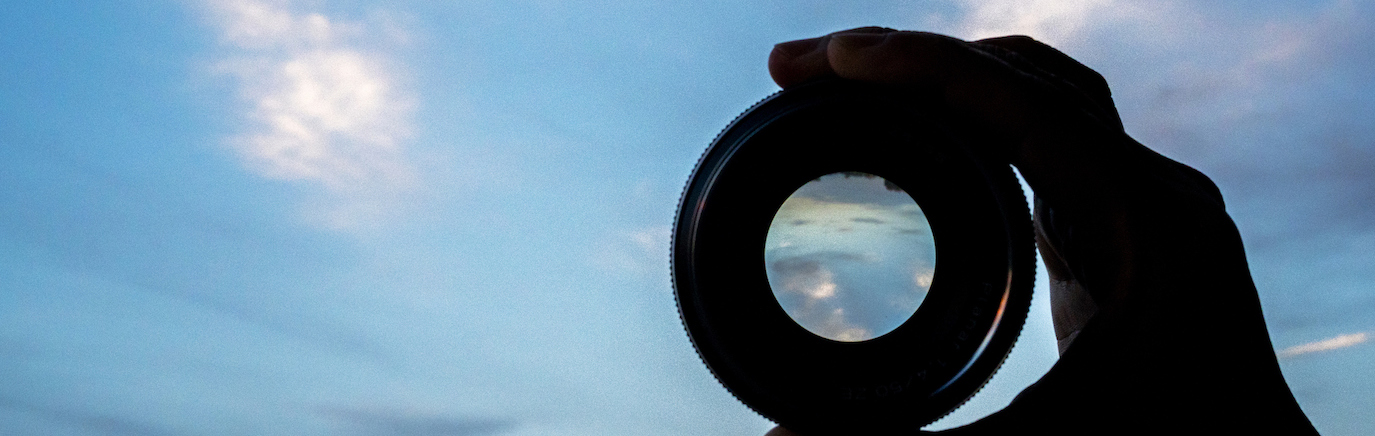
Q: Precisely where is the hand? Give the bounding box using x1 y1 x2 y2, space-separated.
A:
763 28 1319 435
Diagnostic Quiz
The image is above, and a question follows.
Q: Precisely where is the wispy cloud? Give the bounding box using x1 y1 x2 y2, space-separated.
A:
0 397 179 436
205 0 417 230
1278 332 1369 358
314 406 516 436
952 0 1163 46
590 225 672 280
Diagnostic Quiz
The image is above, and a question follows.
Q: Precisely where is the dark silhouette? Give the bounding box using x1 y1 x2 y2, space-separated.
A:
763 27 1320 435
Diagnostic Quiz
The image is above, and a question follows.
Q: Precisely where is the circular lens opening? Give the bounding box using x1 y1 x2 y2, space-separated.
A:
764 172 936 342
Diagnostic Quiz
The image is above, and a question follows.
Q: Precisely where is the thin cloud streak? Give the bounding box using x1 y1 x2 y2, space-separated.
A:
314 406 516 436
206 0 417 229
1278 332 1368 358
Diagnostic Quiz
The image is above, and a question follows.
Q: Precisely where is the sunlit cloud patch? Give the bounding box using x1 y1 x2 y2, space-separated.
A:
205 0 417 229
955 0 1120 44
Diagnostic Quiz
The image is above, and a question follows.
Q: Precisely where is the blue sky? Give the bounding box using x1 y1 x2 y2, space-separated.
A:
1 1 1372 435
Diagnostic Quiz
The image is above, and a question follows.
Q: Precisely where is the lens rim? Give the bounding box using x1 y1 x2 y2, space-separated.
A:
672 80 1036 433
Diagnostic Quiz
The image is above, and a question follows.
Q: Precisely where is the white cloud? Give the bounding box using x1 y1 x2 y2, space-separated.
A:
206 0 416 230
770 261 879 341
781 265 838 300
820 308 870 342
913 270 934 288
1278 332 1368 358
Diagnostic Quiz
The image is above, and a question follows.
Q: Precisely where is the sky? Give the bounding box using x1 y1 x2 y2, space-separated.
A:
0 0 1371 435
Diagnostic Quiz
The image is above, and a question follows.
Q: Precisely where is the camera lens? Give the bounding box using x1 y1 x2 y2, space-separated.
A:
765 172 935 343
673 80 1035 434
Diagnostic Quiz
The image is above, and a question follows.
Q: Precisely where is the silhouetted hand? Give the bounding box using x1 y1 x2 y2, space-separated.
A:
763 27 1319 435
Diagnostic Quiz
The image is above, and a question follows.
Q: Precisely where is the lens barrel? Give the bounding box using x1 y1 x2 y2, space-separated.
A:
672 80 1037 434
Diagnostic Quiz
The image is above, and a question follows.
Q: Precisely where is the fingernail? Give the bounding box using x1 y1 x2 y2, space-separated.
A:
773 38 824 58
830 33 887 50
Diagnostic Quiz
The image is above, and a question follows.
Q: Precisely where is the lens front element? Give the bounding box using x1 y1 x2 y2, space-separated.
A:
765 172 936 342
